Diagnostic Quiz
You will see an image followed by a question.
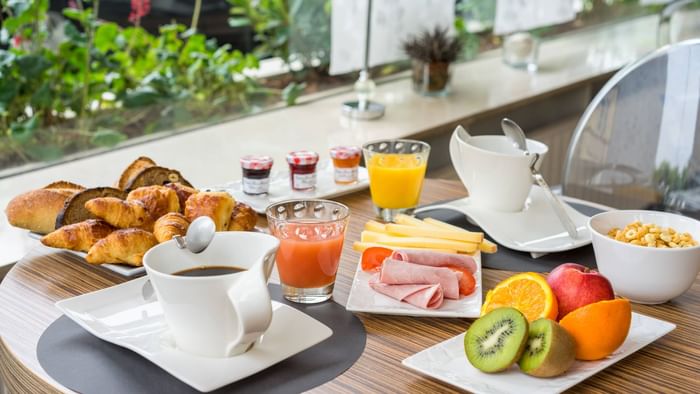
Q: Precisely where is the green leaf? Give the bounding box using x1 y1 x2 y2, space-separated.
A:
9 115 38 144
25 145 64 161
64 22 85 43
281 82 305 106
30 83 52 107
94 23 120 53
90 129 127 147
16 55 52 79
228 17 252 28
0 79 19 110
62 8 85 22
123 86 161 108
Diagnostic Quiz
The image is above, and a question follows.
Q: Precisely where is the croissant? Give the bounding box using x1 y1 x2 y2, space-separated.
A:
184 191 235 231
86 228 157 266
41 219 115 252
85 197 153 230
154 212 190 243
228 202 257 231
164 183 198 213
127 185 180 220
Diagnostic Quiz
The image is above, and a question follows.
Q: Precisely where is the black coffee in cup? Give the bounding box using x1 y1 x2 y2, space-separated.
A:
174 266 246 277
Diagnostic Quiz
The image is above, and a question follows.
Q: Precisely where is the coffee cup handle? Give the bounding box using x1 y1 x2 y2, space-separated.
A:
449 130 470 189
225 256 274 357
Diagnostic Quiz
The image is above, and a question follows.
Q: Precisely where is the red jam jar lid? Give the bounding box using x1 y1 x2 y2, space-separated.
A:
329 146 361 160
287 150 319 165
240 155 274 170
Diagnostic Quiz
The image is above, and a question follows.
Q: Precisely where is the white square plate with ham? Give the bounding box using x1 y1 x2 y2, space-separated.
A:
345 251 482 318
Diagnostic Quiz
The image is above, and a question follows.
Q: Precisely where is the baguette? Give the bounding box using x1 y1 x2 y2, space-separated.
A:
5 184 81 234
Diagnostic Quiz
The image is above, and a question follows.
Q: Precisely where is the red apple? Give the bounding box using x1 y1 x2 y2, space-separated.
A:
547 263 615 320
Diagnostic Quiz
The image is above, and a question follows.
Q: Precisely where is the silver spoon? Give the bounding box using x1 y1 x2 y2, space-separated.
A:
173 216 216 254
501 118 579 239
142 216 216 301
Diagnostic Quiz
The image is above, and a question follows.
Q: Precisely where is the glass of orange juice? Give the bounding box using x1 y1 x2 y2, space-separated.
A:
266 199 350 303
362 139 430 221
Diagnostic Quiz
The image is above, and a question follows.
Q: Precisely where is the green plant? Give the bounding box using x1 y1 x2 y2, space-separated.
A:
228 0 331 71
403 27 464 63
0 0 272 170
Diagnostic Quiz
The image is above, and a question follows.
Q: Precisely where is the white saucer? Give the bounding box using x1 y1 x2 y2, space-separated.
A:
403 312 675 394
211 162 369 214
345 252 483 318
415 186 601 254
55 277 333 392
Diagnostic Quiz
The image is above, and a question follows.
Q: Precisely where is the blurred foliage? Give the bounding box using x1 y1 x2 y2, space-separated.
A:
228 0 331 72
0 0 299 171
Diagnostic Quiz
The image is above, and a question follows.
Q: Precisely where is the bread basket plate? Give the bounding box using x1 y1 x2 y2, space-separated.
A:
402 312 675 394
210 162 369 214
28 232 145 277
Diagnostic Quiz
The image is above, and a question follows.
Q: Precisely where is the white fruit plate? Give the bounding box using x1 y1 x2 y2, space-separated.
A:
402 312 675 394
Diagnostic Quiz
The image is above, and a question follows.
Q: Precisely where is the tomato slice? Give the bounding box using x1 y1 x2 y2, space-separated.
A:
447 265 476 296
361 247 394 272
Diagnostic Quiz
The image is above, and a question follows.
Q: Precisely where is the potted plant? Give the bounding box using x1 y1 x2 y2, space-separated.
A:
402 27 463 96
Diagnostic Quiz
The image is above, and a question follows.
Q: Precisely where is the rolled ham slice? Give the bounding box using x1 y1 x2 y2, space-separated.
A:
369 275 444 309
391 249 477 273
379 259 462 299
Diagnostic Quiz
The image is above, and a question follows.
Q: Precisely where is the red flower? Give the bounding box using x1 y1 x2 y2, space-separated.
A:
129 0 151 23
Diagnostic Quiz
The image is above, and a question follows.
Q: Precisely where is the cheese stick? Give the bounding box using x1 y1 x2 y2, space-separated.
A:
394 214 436 229
364 220 387 232
385 223 483 243
423 217 498 254
360 231 478 253
352 241 458 254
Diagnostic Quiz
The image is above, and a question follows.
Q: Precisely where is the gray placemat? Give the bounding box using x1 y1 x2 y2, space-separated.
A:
415 202 604 273
37 284 366 394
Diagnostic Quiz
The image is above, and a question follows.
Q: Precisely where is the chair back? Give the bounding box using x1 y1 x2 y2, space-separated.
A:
562 39 700 218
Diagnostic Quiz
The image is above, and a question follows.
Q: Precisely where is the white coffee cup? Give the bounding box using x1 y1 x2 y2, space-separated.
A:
143 231 279 358
449 130 549 212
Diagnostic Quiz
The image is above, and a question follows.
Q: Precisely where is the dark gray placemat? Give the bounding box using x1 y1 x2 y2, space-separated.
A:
37 284 365 394
415 202 604 273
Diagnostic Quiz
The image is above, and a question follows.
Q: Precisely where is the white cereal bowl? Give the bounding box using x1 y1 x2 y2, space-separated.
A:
588 210 700 304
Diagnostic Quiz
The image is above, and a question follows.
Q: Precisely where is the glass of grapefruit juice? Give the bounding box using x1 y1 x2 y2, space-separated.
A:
363 139 430 221
266 199 350 303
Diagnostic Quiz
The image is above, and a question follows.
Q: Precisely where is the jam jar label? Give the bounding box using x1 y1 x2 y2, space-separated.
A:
242 177 270 195
293 172 317 190
334 167 358 183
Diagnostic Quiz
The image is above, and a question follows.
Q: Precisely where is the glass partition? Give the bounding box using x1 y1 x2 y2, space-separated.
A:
0 0 669 177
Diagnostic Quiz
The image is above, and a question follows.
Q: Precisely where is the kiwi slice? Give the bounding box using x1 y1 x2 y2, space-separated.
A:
464 307 529 373
518 318 576 378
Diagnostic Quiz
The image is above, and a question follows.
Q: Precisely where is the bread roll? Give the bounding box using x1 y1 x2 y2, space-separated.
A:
86 228 157 266
117 156 156 190
5 185 81 234
228 202 257 231
127 185 180 220
85 197 153 230
184 192 235 231
154 212 190 243
164 183 198 212
41 219 115 252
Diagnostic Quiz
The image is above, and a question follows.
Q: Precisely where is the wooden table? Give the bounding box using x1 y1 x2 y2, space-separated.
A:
1 179 698 393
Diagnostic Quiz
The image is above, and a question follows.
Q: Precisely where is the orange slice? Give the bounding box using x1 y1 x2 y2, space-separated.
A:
559 298 631 360
481 272 558 322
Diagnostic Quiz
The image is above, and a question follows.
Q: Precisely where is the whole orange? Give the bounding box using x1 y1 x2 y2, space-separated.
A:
559 298 632 360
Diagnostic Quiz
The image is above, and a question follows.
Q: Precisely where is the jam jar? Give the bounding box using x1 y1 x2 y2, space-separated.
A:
240 155 273 195
329 146 362 185
286 150 319 191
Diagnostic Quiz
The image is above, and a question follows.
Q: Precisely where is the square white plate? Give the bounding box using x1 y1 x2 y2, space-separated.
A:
345 252 482 318
403 312 675 394
28 233 144 277
210 161 369 214
414 187 600 254
56 277 333 392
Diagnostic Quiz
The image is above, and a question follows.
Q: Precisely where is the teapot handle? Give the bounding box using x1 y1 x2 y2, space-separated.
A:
225 249 277 357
